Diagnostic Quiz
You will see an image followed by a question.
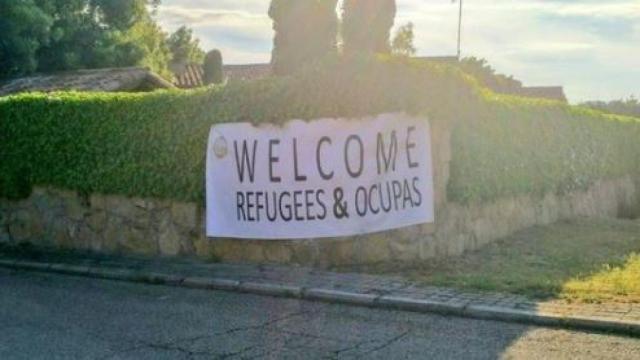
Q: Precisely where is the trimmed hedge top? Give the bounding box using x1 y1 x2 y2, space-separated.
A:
1 57 639 204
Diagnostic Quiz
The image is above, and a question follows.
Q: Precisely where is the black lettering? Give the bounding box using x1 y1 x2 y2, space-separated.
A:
293 138 307 182
234 140 257 183
412 177 422 206
246 191 255 221
377 131 398 174
279 192 293 221
316 136 334 180
403 179 413 209
236 192 246 221
316 190 327 220
380 182 392 212
368 184 380 214
406 126 419 168
355 187 368 217
305 190 316 221
293 191 304 221
392 181 402 210
268 139 281 183
266 192 278 221
344 135 364 178
256 191 264 221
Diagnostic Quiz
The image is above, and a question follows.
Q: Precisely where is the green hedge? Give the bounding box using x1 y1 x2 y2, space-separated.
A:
448 94 640 202
1 57 639 205
0 58 472 202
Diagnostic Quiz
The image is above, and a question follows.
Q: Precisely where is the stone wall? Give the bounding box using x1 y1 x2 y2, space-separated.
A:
1 177 637 267
1 114 638 267
0 189 200 258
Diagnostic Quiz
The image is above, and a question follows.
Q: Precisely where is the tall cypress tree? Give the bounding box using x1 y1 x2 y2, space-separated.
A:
269 0 338 76
203 49 223 85
342 0 397 55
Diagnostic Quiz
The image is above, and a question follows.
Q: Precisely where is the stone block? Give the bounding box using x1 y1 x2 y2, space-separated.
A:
262 243 293 264
419 222 436 236
170 202 198 229
103 217 156 255
193 235 213 259
289 240 318 265
358 234 392 264
389 237 420 262
51 188 77 204
118 225 156 256
75 224 99 251
86 228 104 252
418 235 437 260
105 196 147 222
50 219 72 248
133 198 155 210
211 239 265 263
9 208 45 242
86 211 107 232
157 215 182 256
89 194 107 210
395 224 421 240
65 198 88 221
32 187 63 213
317 239 356 267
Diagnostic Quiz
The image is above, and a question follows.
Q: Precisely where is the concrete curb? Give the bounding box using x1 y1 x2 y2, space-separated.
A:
1 259 639 337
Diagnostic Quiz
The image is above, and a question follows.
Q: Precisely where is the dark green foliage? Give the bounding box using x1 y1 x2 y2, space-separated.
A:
448 95 640 203
458 57 523 95
0 0 170 79
1 57 639 206
391 22 416 57
203 50 224 85
0 0 52 78
342 0 396 55
269 0 339 75
168 26 205 66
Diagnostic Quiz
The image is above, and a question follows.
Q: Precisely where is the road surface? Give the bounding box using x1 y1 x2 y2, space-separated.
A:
0 268 639 359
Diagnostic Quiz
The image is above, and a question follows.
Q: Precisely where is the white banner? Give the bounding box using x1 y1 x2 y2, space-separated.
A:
206 113 434 239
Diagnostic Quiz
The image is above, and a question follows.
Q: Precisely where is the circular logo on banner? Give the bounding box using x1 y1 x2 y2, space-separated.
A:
213 136 228 159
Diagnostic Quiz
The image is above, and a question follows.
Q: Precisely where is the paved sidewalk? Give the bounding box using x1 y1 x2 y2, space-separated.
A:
1 253 639 336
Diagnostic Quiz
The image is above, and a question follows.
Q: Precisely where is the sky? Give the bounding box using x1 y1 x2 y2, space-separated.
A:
156 0 639 103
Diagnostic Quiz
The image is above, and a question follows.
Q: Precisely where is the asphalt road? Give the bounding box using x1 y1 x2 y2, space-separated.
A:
0 269 639 359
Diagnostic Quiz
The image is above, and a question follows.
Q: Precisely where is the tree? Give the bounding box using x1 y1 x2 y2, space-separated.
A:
582 97 640 118
269 0 339 75
458 57 522 94
167 26 205 66
0 0 52 78
203 49 223 85
342 0 396 55
0 0 171 79
391 22 416 57
114 17 173 79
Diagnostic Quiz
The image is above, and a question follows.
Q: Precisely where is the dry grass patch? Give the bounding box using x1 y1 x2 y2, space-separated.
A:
337 218 640 303
562 253 640 303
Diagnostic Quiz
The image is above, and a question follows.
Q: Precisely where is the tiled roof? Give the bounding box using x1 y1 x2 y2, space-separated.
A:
518 86 567 102
0 67 175 96
173 63 272 88
414 56 459 63
173 63 204 89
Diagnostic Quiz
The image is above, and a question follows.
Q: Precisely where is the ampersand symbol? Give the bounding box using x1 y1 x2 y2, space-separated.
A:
333 187 349 219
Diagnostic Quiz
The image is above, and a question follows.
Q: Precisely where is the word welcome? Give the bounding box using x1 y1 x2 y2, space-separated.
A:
233 128 420 183
206 113 434 239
